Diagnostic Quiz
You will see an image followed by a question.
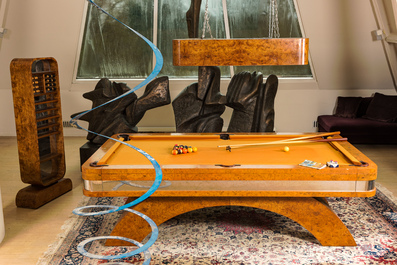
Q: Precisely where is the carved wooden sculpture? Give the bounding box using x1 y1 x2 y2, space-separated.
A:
227 73 278 132
186 0 202 39
252 74 278 132
226 71 263 132
10 57 72 209
172 66 225 132
72 78 138 145
72 76 171 145
172 0 281 133
73 76 171 165
172 0 226 133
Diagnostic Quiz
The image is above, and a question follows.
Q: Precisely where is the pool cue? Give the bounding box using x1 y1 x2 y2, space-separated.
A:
327 140 363 166
256 138 348 145
220 137 348 150
218 132 343 150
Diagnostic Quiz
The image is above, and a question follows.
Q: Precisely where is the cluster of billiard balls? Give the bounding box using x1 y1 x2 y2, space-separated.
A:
172 144 198 155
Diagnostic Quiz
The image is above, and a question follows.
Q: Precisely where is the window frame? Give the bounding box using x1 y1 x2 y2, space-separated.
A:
72 0 316 87
371 0 397 90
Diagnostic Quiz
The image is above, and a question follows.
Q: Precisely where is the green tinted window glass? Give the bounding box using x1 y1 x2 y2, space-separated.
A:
77 0 154 79
77 0 311 79
158 0 230 78
227 0 312 77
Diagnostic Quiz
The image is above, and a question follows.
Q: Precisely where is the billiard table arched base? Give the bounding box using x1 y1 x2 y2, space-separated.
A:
105 196 356 247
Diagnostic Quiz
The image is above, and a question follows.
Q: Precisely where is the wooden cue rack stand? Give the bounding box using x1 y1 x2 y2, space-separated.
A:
10 57 72 209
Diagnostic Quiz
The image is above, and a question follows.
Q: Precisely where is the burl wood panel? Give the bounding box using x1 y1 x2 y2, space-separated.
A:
15 178 72 209
107 196 356 247
84 189 376 199
173 38 309 66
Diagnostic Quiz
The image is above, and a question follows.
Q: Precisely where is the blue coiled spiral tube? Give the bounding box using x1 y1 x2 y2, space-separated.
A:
71 0 165 263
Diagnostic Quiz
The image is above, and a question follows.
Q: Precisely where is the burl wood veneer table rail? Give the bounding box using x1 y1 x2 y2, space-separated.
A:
82 133 377 246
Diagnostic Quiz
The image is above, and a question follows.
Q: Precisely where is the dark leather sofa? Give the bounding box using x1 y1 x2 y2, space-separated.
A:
317 93 397 144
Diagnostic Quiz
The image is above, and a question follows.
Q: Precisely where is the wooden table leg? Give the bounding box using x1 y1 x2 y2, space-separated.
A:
106 196 356 247
230 197 356 246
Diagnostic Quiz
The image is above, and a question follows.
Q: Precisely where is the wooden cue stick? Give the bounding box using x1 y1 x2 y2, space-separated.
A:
327 141 362 166
220 138 347 148
218 132 342 149
258 138 348 145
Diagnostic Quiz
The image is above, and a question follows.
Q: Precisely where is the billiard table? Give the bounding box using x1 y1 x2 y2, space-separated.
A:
82 132 377 246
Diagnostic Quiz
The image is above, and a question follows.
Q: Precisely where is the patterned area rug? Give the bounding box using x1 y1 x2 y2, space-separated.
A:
38 184 397 265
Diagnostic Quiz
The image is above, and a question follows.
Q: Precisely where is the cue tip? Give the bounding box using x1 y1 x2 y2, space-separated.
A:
217 145 233 151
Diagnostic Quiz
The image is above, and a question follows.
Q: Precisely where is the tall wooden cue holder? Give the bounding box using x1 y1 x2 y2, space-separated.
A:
10 57 72 209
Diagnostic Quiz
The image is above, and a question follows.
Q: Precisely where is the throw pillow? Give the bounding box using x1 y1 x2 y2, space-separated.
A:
356 97 373 118
334 96 362 118
363 92 397 122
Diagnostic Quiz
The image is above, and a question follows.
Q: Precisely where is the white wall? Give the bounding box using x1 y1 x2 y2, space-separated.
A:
0 0 396 136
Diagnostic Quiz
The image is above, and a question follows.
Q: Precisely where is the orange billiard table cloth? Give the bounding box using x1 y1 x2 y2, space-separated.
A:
81 132 377 247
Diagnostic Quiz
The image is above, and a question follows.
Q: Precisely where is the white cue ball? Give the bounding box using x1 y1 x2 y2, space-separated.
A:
284 146 290 152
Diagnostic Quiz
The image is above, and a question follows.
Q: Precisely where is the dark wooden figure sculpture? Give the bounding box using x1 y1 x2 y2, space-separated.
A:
252 74 278 132
127 76 171 126
172 0 279 133
73 77 170 145
226 71 263 132
186 0 202 38
174 1 225 133
72 78 138 145
73 76 170 164
227 73 278 132
172 66 225 132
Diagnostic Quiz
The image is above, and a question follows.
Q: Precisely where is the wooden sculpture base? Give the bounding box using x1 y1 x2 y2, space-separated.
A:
16 178 72 209
79 141 101 167
106 196 356 247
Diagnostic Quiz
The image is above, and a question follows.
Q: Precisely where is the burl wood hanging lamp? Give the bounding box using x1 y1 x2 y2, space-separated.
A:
173 0 309 67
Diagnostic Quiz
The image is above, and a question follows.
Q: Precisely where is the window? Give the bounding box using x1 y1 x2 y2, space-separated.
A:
77 0 312 79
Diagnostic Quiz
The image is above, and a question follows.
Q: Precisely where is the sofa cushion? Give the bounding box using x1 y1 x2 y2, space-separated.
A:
317 115 397 144
363 93 397 122
356 97 373 117
318 115 397 134
334 96 362 118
